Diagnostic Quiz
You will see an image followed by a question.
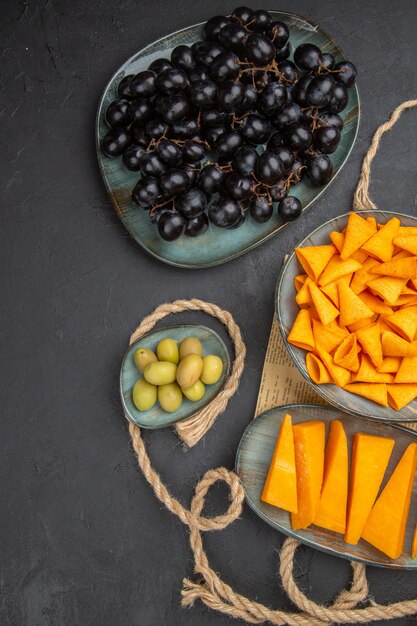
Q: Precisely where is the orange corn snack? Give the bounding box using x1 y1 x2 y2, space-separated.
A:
384 306 417 342
350 257 380 295
288 309 315 351
334 335 360 372
370 256 417 279
321 281 340 308
353 354 393 384
367 276 407 305
387 384 417 410
294 274 308 292
261 414 298 513
295 245 337 282
361 217 400 262
357 291 393 316
317 348 351 387
394 356 417 383
343 382 388 406
381 331 417 358
309 282 339 326
330 230 345 253
356 321 383 368
312 320 346 353
341 212 376 260
338 281 374 326
392 235 417 255
306 353 331 384
319 256 361 287
377 357 402 373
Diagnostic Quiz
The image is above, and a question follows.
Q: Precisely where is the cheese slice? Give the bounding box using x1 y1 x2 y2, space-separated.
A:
291 421 325 530
362 443 417 559
261 414 298 513
315 420 348 534
344 433 394 545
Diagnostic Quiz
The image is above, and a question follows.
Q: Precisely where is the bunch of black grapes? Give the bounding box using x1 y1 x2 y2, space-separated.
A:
102 6 357 241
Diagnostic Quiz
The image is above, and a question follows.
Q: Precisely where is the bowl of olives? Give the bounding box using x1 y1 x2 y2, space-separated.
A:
120 324 230 428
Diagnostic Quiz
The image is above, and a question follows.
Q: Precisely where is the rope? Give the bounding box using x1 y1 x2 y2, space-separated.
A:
125 99 417 624
128 299 246 448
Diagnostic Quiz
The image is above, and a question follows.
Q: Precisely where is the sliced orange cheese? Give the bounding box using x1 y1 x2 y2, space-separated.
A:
317 348 351 387
381 331 417 358
361 217 400 262
362 443 417 559
306 352 331 384
295 245 337 282
261 414 298 513
387 384 417 410
309 282 339 326
319 256 361 287
377 357 402 373
357 291 393 316
384 306 417 342
367 276 407 305
338 281 374 327
370 256 417 279
343 382 388 406
394 356 417 383
312 320 347 353
353 354 393 383
344 433 395 545
315 420 348 534
291 421 325 530
392 235 417 256
333 334 360 372
340 212 376 260
356 321 383 368
288 309 315 351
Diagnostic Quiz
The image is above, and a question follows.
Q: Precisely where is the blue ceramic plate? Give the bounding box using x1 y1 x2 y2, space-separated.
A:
276 210 417 422
120 324 230 428
236 404 417 569
96 12 360 268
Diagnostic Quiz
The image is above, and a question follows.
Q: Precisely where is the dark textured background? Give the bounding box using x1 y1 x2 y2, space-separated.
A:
1 0 417 624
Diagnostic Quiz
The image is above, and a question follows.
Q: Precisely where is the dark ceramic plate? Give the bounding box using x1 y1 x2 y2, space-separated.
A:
236 404 417 569
96 12 360 268
275 210 417 422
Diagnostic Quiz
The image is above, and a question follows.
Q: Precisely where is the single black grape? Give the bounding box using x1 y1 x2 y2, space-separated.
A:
204 124 228 148
156 139 183 165
132 176 161 209
158 211 186 241
139 151 168 177
183 141 206 163
200 108 231 128
267 131 284 151
232 145 258 176
176 188 207 217
225 172 255 200
117 75 134 99
214 130 243 158
259 82 287 116
305 154 333 186
183 163 200 188
198 164 225 193
249 196 273 223
278 60 299 83
105 98 130 128
328 83 348 113
157 67 189 94
218 23 248 52
209 51 240 81
294 43 323 70
256 150 284 185
130 70 158 98
185 212 209 237
248 9 272 32
269 179 288 201
217 81 245 111
231 6 253 25
278 196 302 221
240 115 269 144
239 84 258 111
334 61 357 87
245 33 275 66
273 102 302 128
194 41 225 66
274 145 295 171
122 144 145 171
284 122 313 151
209 196 241 227
306 75 336 108
171 45 197 72
102 128 131 157
275 40 291 61
128 98 152 124
228 207 246 229
319 112 343 130
321 53 335 70
266 21 289 47
293 75 313 107
168 117 199 139
189 80 219 108
160 168 189 195
145 118 168 141
314 126 341 154
203 15 230 42
149 58 172 74
187 64 210 82
160 94 190 123
149 204 172 224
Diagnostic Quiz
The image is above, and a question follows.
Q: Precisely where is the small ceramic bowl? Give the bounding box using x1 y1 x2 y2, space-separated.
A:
120 324 230 428
275 210 417 422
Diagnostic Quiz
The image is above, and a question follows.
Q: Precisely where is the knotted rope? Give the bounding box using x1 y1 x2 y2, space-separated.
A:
126 99 417 624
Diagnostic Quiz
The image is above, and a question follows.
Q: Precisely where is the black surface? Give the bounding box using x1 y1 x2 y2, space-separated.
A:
1 0 417 624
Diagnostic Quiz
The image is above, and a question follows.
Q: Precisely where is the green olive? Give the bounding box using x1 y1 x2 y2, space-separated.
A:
200 355 223 385
179 337 203 360
133 347 158 373
182 379 206 402
156 338 179 364
132 378 157 411
158 382 183 412
176 354 203 388
144 361 177 385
